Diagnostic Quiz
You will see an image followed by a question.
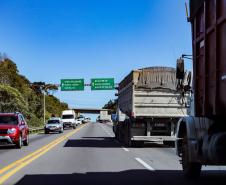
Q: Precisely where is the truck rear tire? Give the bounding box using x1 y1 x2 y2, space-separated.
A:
115 128 119 141
182 133 201 178
124 121 132 147
117 124 124 143
125 136 132 147
123 120 144 148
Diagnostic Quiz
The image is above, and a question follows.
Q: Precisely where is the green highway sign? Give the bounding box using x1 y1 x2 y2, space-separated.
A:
91 78 115 90
61 79 84 91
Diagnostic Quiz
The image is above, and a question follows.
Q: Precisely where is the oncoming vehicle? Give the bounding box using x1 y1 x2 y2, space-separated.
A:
75 118 82 125
82 117 89 124
83 117 91 123
44 117 63 134
0 112 29 148
61 110 76 129
77 115 85 124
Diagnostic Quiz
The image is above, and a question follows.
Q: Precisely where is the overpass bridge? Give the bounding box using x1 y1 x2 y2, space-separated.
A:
73 108 111 115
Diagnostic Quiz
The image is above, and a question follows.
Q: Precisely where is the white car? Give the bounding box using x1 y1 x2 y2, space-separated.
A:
77 115 86 124
82 118 90 124
44 117 63 134
75 119 82 125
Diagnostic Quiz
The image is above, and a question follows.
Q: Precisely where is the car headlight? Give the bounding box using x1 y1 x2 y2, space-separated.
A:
7 128 17 134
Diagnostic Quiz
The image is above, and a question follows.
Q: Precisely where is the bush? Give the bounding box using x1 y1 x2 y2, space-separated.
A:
0 84 28 114
27 114 43 127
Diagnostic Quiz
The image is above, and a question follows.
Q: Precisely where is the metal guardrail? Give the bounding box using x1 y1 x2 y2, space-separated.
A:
29 127 44 134
28 122 91 134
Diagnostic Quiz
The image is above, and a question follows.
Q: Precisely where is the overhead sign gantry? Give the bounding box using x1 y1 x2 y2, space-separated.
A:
60 78 116 91
61 79 84 91
91 78 114 90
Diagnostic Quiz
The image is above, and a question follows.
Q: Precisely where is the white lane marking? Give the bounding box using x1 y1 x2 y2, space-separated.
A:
99 123 114 137
135 158 155 171
122 147 129 152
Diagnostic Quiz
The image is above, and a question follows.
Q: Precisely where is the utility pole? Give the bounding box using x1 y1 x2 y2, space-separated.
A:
43 89 46 125
30 82 59 125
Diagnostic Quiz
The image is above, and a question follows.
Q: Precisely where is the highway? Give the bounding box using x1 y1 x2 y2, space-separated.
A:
0 122 226 185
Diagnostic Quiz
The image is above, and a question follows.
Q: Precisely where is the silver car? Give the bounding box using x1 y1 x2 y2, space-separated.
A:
44 117 63 134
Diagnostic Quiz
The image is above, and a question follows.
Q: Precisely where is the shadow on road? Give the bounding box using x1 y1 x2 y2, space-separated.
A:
0 145 15 150
64 137 121 148
15 169 226 185
64 137 175 149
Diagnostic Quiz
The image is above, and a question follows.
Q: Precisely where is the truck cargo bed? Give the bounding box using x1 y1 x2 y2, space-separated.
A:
118 67 189 118
191 0 226 118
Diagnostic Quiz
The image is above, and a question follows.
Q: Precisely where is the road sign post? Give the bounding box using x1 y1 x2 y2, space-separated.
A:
91 78 115 90
61 79 84 91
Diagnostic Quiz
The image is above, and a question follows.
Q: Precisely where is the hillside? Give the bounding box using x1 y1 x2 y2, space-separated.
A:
0 55 68 127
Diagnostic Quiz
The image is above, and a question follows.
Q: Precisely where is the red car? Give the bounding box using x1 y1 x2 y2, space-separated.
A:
0 112 29 148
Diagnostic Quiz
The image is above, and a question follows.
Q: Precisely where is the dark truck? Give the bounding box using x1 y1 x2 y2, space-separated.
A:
176 0 226 178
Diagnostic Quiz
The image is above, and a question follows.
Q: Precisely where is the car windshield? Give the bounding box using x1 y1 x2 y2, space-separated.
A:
0 116 18 125
62 115 74 119
47 120 60 124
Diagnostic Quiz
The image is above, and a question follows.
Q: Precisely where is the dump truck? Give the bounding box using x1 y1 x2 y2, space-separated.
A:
175 0 226 178
113 67 190 147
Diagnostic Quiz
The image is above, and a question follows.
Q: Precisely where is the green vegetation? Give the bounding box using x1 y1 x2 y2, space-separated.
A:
102 99 117 114
0 54 68 127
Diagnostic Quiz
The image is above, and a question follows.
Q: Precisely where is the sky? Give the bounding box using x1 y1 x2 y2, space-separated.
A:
0 0 192 120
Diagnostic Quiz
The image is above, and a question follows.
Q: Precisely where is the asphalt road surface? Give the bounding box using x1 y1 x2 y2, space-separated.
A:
0 122 226 185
